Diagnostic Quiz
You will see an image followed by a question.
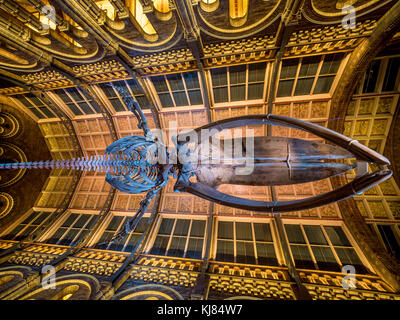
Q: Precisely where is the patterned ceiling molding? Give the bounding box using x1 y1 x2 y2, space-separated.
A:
283 19 377 57
203 35 276 67
0 87 26 96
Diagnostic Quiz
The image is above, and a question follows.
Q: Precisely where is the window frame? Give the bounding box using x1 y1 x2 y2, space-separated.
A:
209 62 268 105
283 220 371 273
149 71 205 109
276 53 347 100
212 217 279 266
147 215 208 259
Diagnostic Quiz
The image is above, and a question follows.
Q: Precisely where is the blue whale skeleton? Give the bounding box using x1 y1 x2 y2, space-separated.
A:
0 85 393 245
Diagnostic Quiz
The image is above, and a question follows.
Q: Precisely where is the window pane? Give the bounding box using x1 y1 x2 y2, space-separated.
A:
99 83 117 98
216 240 234 262
18 226 36 240
168 236 186 257
59 229 79 246
66 103 83 116
256 243 278 266
152 76 168 92
294 78 314 96
213 86 228 103
66 88 82 101
136 96 150 109
110 98 125 112
158 218 174 235
16 95 33 107
172 91 188 106
29 96 42 106
91 101 102 113
248 83 264 100
229 65 246 85
33 212 50 225
248 62 266 82
236 241 255 264
90 101 102 113
254 223 273 242
174 219 190 236
47 228 66 244
106 216 123 231
62 214 79 227
29 107 46 119
335 248 367 273
109 237 125 252
158 93 174 107
280 59 299 79
211 68 227 86
183 71 200 89
313 76 335 94
190 220 206 237
125 233 141 252
277 80 294 97
303 225 328 245
55 89 72 103
378 225 400 259
325 226 351 247
39 106 55 118
94 231 113 249
311 246 339 271
230 85 246 101
290 244 314 269
218 221 233 239
167 74 184 91
236 222 252 241
73 215 90 228
187 238 203 259
78 102 94 114
150 235 169 255
134 217 149 233
188 89 203 105
112 80 126 92
299 56 319 77
362 60 381 93
21 212 40 224
382 58 400 92
126 79 143 95
285 225 306 244
320 53 343 75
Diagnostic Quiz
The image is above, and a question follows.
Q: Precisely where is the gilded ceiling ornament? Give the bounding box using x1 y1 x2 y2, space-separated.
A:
0 111 20 139
113 284 184 300
336 0 358 10
0 192 14 219
0 142 27 188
